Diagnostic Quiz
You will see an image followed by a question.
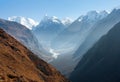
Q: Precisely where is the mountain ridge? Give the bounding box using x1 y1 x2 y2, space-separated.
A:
8 16 39 30
70 21 120 82
0 28 70 82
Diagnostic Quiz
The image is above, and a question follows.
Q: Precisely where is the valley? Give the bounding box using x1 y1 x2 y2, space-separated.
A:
1 1 120 82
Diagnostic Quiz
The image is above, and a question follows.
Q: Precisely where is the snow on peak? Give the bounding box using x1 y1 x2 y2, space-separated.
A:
61 17 73 25
99 10 108 18
78 15 84 22
51 16 60 23
52 16 58 19
42 15 61 23
86 10 108 20
41 15 73 25
77 10 108 22
8 16 39 30
86 11 99 20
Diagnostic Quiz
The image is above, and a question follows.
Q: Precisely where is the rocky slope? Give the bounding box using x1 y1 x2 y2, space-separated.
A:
0 28 70 82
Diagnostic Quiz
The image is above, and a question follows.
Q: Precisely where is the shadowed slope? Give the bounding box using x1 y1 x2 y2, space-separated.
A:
70 22 120 82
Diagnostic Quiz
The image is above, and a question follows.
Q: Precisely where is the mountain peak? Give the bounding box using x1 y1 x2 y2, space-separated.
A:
41 15 73 26
8 16 39 30
86 10 108 20
41 15 61 24
61 17 73 26
99 10 109 14
51 16 61 23
77 10 108 22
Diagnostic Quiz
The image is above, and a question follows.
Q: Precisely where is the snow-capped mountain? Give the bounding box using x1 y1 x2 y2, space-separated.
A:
8 16 39 30
51 10 108 53
61 17 73 26
73 9 120 58
32 15 65 54
69 9 120 77
36 15 63 29
50 10 109 76
78 10 108 22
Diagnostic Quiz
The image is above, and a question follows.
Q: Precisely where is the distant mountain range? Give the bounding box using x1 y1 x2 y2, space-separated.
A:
8 16 73 59
51 10 108 54
8 16 73 30
8 16 39 30
74 8 120 60
50 10 109 76
49 9 120 77
69 9 120 77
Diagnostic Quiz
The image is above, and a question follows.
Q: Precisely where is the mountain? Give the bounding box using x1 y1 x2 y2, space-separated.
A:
70 21 120 82
61 17 73 26
68 9 120 77
0 18 52 61
32 16 65 54
8 16 39 30
50 10 108 76
0 28 70 82
73 9 120 61
51 10 108 54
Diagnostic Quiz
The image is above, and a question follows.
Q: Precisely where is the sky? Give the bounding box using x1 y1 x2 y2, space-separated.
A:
0 0 120 21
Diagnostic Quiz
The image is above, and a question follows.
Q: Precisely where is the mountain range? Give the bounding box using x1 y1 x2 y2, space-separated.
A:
8 16 39 30
50 10 109 76
32 16 65 49
51 10 108 54
5 8 120 80
70 20 120 82
74 8 120 61
8 16 73 60
49 9 120 78
8 16 73 30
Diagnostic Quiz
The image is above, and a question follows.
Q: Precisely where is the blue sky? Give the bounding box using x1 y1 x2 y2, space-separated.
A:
0 0 120 21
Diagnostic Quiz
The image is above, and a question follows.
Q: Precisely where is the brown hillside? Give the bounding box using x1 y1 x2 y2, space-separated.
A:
0 28 70 82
